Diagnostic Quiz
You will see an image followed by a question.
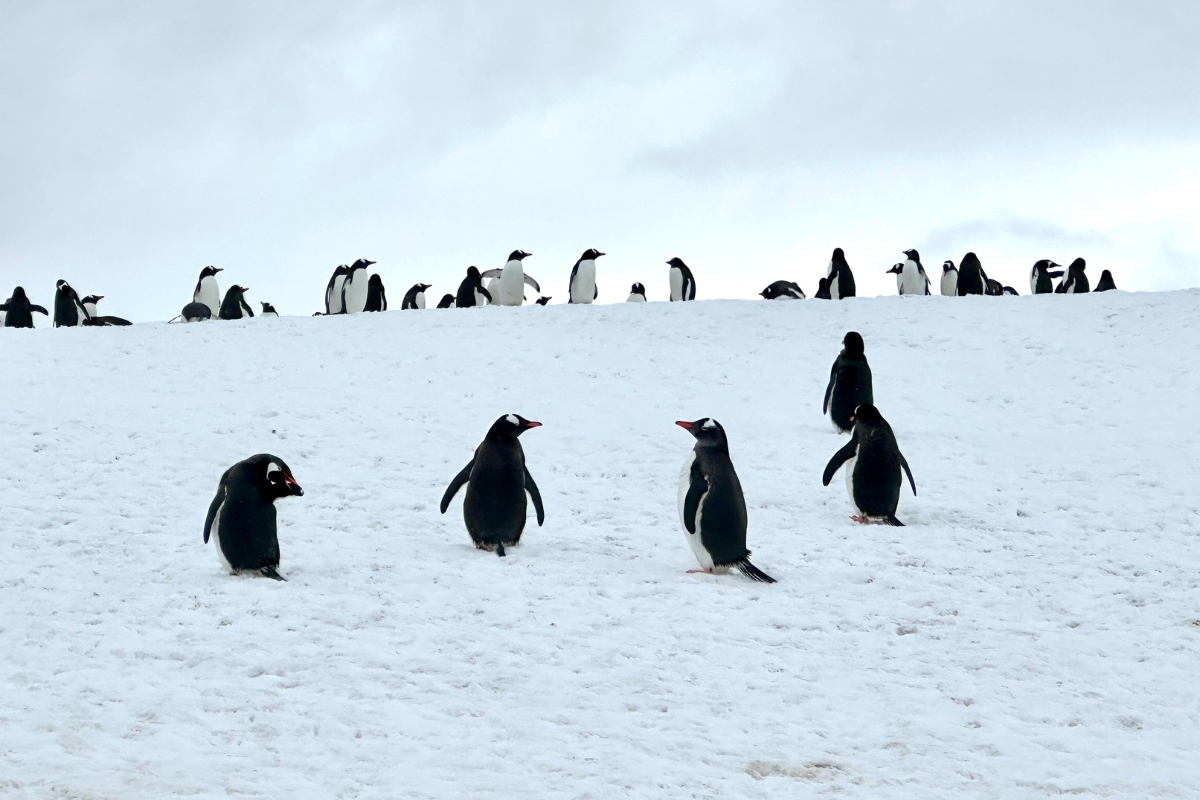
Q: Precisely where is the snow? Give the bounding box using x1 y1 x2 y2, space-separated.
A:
2 291 1199 798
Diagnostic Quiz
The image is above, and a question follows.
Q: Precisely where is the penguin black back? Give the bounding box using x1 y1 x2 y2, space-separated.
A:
1094 269 1116 292
956 252 986 295
324 264 351 314
219 286 254 319
666 257 696 301
366 274 390 311
822 404 916 526
1062 258 1090 293
827 248 856 299
204 453 304 580
53 280 88 327
181 301 212 322
823 332 873 433
814 277 832 299
1 286 49 328
436 293 456 308
401 282 433 311
456 267 491 308
760 280 806 300
1030 260 1063 294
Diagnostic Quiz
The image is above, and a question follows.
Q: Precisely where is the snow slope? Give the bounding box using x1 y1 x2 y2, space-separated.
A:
2 291 1199 798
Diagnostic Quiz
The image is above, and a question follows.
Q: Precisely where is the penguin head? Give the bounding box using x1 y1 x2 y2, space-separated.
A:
675 418 729 450
12 286 27 300
82 295 103 306
832 247 846 262
942 260 956 274
817 277 830 291
466 266 481 279
580 249 605 261
200 266 223 278
369 274 387 289
886 263 903 274
961 252 981 270
349 258 375 272
411 282 431 292
535 296 551 305
489 414 542 440
903 249 920 263
666 257 687 269
630 282 645 295
842 331 865 357
260 301 276 312
56 279 70 291
507 250 532 262
255 455 303 499
1100 269 1113 281
1068 257 1086 272
438 293 456 307
850 403 883 426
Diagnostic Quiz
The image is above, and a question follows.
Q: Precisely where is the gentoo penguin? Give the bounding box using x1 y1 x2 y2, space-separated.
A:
401 282 432 310
80 295 132 326
324 264 351 314
823 331 873 434
0 287 49 328
455 266 492 308
436 293 456 308
439 414 544 557
219 286 254 319
1029 259 1063 294
181 301 212 322
626 282 647 302
675 418 776 583
667 257 697 301
568 248 604 304
535 296 552 305
204 453 304 580
814 277 832 299
1059 258 1089 293
1002 286 1019 296
260 302 278 317
825 247 856 299
939 261 958 296
481 250 540 306
193 266 223 319
364 274 389 311
1094 269 1117 292
891 250 931 295
985 277 1004 296
823 404 916 526
956 252 986 295
760 280 806 300
341 258 374 314
53 280 89 327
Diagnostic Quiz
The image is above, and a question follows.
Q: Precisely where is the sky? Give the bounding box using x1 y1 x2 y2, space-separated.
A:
2 1 1199 320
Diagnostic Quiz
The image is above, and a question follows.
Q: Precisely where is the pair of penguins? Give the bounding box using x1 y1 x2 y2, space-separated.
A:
182 266 274 322
0 281 131 328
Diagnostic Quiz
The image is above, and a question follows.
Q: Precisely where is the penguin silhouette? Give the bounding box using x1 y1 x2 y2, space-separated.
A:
53 280 89 327
401 282 432 310
456 267 492 308
0 287 49 328
436 293 456 309
365 274 389 311
760 280 805 300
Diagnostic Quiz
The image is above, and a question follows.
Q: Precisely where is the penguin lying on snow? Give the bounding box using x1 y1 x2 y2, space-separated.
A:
260 302 278 317
204 454 304 580
1029 259 1063 294
675 419 776 583
985 277 1004 296
1094 269 1117 292
401 283 431 310
535 296 552 305
82 296 132 326
667 257 696 301
436 293 456 308
0 287 49 328
822 404 916 526
193 266 223 318
440 414 545 556
219 286 254 319
760 280 805 300
456 266 492 308
940 261 958 296
824 332 873 434
627 283 647 302
180 302 212 322
568 249 604 304
53 280 89 327
481 251 539 306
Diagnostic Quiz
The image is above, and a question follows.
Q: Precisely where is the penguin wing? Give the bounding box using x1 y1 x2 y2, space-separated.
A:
0 304 7 312
204 481 227 544
682 461 707 535
479 269 502 279
524 466 545 526
823 363 837 414
380 291 387 311
593 283 598 300
479 286 492 303
899 452 917 496
822 439 858 486
32 304 48 315
439 457 475 513
523 274 541 292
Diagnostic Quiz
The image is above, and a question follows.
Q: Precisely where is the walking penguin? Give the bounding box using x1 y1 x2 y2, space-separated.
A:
204 454 304 580
823 332 873 434
822 404 916 526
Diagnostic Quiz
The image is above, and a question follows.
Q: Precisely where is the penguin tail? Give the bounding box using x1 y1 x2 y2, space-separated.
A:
260 566 287 581
736 559 777 584
496 542 506 558
884 514 905 527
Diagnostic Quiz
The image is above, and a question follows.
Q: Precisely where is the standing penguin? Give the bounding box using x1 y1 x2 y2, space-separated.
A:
436 293 456 308
940 261 958 296
193 266 223 319
667 257 697 301
180 302 212 322
1094 269 1117 292
893 250 931 295
481 251 540 306
324 264 351 314
53 280 89 327
826 248 856 299
260 302 279 317
1059 258 1090 294
626 283 647 302
568 248 604 304
760 280 806 300
956 252 987 295
822 404 916 526
401 283 431 310
439 414 545 557
0 287 49 328
814 277 832 299
823 331 873 434
455 266 492 308
204 453 304 580
81 295 132 326
341 258 375 314
675 418 776 583
364 274 389 311
219 286 254 319
1029 259 1063 294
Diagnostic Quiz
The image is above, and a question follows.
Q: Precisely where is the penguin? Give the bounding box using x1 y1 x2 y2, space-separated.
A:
0 287 49 328
667 257 697 301
193 266 223 319
985 278 1004 296
759 280 806 300
455 266 492 308
1029 259 1063 294
1094 269 1117 292
80 295 132 326
940 261 958 296
956 252 986 295
1002 286 1019 296
675 418 776 583
400 282 430 310
568 248 604 304
324 264 351 314
626 283 647 302
1059 258 1090 294
219 286 254 319
535 296 552 305
364 274 389 311
436 293 456 309
204 453 304 580
814 277 832 299
823 331 873 434
822 403 916 526
341 258 374 314
260 302 278 317
825 247 856 299
439 414 544 557
892 250 931 295
481 250 540 306
53 280 89 327
181 301 212 322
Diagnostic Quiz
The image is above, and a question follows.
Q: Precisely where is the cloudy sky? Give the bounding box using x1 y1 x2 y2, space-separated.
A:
2 1 1198 319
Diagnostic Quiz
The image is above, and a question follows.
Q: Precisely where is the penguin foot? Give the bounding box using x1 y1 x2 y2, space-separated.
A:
686 568 713 574
851 515 868 524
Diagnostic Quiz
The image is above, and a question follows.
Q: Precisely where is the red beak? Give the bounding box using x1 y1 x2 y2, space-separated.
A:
524 421 542 428
283 473 303 495
675 421 693 430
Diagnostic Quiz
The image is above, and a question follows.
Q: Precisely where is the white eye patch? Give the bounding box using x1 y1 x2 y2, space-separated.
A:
266 463 282 480
506 414 519 425
701 419 717 430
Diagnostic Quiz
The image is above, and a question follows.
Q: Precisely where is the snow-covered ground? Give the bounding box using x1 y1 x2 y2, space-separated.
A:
2 291 1198 798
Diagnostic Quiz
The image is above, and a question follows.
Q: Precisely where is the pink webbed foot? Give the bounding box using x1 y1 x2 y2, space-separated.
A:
686 568 713 574
851 515 868 523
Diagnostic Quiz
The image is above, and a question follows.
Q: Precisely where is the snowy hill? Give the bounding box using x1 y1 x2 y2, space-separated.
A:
2 292 1199 798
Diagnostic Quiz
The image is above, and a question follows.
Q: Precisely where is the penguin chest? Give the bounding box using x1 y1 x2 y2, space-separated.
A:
197 277 220 315
626 293 645 303
415 292 425 310
497 266 524 306
677 453 714 570
900 263 923 295
329 277 347 312
570 261 596 304
344 275 368 313
942 272 958 296
669 268 683 301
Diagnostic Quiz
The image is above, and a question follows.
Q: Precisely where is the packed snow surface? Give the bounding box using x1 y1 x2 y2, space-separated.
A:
2 292 1199 798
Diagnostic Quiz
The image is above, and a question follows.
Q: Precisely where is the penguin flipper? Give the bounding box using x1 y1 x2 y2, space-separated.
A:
568 263 579 303
593 284 598 300
31 305 48 315
480 269 502 279
899 453 917 496
523 274 541 292
736 559 777 584
204 483 227 544
823 365 836 414
439 458 474 513
479 287 492 303
524 466 545 526
822 439 858 486
682 462 707 535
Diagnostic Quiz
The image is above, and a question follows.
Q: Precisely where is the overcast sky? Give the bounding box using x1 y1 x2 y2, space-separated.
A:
2 1 1199 319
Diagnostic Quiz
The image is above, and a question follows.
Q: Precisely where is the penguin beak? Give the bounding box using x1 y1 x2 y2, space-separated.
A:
283 473 304 496
597 252 606 257
524 420 542 429
675 420 694 430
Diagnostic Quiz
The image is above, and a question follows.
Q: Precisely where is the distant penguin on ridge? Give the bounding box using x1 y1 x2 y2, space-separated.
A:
667 257 696 301
822 403 916 526
219 286 254 320
956 252 986 295
535 296 552 305
890 250 931 295
401 282 431 310
823 331 873 434
626 283 647 302
193 266 223 319
814 277 832 299
180 302 212 322
0 287 49 328
481 251 539 306
1094 269 1117 292
260 302 278 317
364 274 388 311
1002 286 1019 295
940 261 958 296
81 295 132 326
1029 259 1063 294
324 264 351 314
53 280 89 327
760 280 806 300
456 266 492 308
1059 258 1089 294
341 258 374 314
568 248 604 304
436 293 456 309
826 248 856 299
204 453 304 580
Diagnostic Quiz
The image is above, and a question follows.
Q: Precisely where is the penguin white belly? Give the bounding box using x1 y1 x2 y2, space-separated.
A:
475 288 490 306
344 275 368 313
570 261 596 304
415 292 425 310
830 270 842 300
677 453 714 570
1029 271 1038 295
1066 279 1077 294
496 265 525 306
773 294 796 301
900 263 923 295
942 272 958 296
484 277 499 302
626 293 645 302
329 276 346 313
669 268 683 301
196 277 220 317
211 501 233 573
843 455 860 513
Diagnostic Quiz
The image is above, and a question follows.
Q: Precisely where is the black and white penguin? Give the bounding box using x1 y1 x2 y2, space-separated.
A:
568 248 604 304
940 261 958 296
675 418 776 583
203 453 304 580
535 296 552 305
341 258 374 314
826 247 856 299
1029 259 1063 294
400 282 430 310
455 266 492 308
1002 286 1019 296
436 293 456 309
1059 258 1089 294
893 250 931 295
81 295 132 326
814 277 832 299
667 257 697 301
219 286 254 320
193 266 223 319
823 331 873 434
439 414 544 557
53 280 89 327
983 275 1003 296
481 251 539 306
956 252 986 295
181 301 212 322
0 287 49 328
822 404 916 526
260 302 278 317
324 264 351 314
759 280 806 300
1094 269 1117 292
626 282 647 302
363 274 388 311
